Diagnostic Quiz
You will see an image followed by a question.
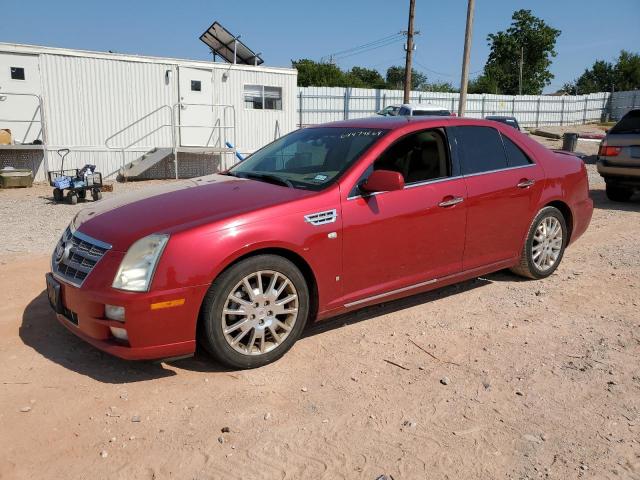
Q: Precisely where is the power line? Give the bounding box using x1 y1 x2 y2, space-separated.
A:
333 37 406 62
414 59 482 79
321 33 405 63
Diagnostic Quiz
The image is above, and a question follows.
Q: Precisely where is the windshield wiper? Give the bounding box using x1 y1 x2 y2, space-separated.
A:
242 172 294 188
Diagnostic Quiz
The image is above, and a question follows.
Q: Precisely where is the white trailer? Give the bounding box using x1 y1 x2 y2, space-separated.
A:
0 43 297 181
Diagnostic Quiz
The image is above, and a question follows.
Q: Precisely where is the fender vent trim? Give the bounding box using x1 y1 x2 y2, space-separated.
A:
304 209 337 226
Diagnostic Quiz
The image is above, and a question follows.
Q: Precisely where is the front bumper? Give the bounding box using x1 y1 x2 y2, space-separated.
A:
47 272 209 361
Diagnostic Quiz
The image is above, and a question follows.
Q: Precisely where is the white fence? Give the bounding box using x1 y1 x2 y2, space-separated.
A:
297 87 640 128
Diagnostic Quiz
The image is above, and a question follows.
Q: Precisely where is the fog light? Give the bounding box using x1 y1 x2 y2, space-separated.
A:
109 326 128 341
105 305 125 322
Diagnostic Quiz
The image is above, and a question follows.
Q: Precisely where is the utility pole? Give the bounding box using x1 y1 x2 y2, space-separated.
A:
403 0 416 104
518 46 524 96
458 0 475 117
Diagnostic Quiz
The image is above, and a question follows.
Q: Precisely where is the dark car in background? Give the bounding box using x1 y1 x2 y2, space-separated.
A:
485 116 521 131
597 109 640 201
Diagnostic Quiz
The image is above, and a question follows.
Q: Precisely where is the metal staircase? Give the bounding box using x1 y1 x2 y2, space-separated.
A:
119 147 174 180
105 103 236 180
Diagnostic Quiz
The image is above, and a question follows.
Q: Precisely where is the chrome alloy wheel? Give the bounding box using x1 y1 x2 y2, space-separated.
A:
532 216 563 271
222 270 299 355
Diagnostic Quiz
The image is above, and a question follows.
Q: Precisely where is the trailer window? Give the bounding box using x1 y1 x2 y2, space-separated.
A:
244 85 282 110
191 80 202 92
10 67 25 80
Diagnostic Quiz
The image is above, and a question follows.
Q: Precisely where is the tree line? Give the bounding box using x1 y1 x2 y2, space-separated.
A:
293 9 639 96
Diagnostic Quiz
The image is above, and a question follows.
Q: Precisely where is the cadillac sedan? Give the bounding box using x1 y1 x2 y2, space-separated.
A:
46 116 593 368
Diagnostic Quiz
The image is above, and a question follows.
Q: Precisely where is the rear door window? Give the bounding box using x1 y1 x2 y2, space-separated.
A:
501 134 532 167
453 126 508 175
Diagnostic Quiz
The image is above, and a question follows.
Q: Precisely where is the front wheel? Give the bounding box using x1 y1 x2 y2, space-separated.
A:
199 255 310 369
511 206 567 279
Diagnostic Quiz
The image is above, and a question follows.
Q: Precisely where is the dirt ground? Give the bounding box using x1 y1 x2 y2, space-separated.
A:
1 131 640 479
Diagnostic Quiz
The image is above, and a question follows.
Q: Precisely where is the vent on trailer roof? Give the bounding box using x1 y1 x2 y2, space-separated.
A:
200 21 263 66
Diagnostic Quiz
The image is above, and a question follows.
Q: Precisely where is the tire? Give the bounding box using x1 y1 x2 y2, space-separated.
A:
199 255 310 369
92 189 103 201
67 192 78 205
53 188 64 202
77 190 87 200
606 184 633 202
511 206 567 280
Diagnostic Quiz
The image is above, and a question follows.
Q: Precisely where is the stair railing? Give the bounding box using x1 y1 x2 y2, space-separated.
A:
105 105 175 176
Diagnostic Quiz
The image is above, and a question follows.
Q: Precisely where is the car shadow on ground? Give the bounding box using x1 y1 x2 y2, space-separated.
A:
22 276 499 380
590 189 640 211
20 290 179 383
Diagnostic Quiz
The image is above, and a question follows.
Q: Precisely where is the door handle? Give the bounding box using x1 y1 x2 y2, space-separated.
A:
438 196 464 207
517 179 535 188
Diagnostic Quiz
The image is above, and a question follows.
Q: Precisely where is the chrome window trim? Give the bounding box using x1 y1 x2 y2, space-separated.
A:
346 163 536 201
461 162 535 178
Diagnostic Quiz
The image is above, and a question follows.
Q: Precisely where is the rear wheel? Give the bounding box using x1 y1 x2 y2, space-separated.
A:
511 206 567 280
92 189 103 201
77 190 87 200
606 184 633 202
199 255 310 369
67 192 78 205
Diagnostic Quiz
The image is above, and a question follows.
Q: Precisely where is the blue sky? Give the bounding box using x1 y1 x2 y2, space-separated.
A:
2 0 638 92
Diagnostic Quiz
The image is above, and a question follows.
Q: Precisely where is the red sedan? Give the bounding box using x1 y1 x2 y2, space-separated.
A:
46 117 593 368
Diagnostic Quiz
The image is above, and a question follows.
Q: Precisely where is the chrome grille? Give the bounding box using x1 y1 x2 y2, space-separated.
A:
52 227 111 287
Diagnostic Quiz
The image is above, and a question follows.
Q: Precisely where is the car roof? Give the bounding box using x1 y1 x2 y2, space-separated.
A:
320 116 501 130
485 115 517 120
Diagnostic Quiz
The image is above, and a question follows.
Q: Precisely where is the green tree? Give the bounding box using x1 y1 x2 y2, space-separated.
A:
425 81 458 93
482 9 560 95
385 66 428 90
614 50 640 91
467 74 499 94
345 67 387 88
292 59 346 87
563 51 640 94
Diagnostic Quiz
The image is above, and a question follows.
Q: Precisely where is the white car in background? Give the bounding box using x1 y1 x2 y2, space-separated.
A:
376 103 454 117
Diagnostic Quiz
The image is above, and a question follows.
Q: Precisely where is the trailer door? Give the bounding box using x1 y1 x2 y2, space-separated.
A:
177 66 216 147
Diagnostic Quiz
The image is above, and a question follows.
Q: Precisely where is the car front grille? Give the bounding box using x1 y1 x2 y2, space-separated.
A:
52 227 112 287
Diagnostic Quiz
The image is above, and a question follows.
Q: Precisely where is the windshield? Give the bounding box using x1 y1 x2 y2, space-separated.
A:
610 109 640 134
229 127 387 190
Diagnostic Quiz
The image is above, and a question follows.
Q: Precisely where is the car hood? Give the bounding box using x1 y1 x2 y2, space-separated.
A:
75 174 311 251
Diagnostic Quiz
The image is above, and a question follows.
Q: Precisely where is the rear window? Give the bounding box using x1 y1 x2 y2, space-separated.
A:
454 126 508 175
610 109 640 134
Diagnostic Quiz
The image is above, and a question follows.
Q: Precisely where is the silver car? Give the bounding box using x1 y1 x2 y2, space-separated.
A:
597 109 640 201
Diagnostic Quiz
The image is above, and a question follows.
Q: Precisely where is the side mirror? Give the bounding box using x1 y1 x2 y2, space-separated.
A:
360 169 405 193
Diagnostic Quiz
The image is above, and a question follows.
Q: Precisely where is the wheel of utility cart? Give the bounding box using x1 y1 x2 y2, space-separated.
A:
53 188 64 202
78 190 87 200
67 192 78 205
92 189 103 201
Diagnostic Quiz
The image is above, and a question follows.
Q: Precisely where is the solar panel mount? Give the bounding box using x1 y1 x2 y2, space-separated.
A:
200 21 264 66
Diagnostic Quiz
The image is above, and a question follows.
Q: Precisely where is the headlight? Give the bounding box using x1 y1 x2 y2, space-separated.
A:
112 234 169 292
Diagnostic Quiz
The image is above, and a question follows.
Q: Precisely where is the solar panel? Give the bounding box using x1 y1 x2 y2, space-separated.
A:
200 21 263 66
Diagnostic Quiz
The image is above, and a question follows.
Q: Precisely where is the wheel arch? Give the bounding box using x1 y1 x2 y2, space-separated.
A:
544 200 574 243
200 246 320 325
